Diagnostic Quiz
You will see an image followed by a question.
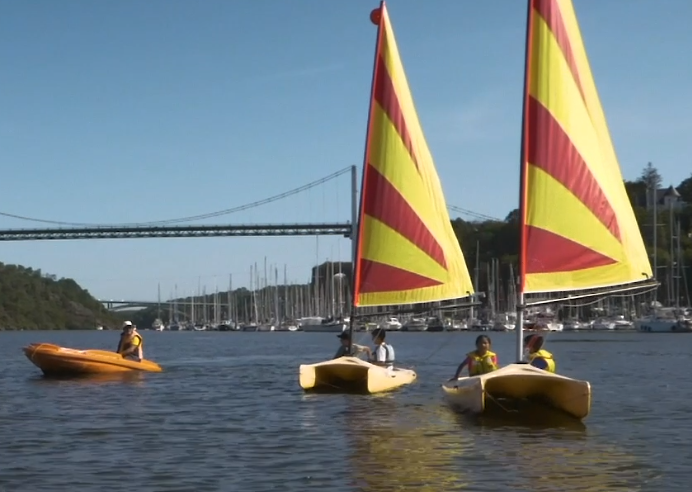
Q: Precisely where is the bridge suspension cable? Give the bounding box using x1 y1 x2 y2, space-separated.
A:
448 205 501 222
0 166 503 228
0 166 353 228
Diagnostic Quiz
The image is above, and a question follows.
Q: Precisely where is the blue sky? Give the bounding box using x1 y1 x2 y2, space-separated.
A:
1 0 690 302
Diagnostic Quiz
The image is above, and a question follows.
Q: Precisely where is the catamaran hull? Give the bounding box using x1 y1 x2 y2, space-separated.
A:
299 356 416 394
441 363 591 420
23 343 163 377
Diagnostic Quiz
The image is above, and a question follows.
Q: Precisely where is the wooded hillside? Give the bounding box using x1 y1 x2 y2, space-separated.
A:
0 263 121 330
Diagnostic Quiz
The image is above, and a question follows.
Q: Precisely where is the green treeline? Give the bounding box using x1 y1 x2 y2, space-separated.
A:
0 263 121 330
452 164 692 306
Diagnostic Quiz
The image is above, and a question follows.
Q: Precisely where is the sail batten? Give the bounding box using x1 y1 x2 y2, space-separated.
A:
520 0 652 295
353 2 474 308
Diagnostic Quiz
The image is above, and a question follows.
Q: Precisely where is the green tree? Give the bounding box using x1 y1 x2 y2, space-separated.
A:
639 162 663 189
677 173 692 203
638 162 662 209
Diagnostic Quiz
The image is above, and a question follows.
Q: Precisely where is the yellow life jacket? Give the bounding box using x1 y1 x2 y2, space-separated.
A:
528 349 555 373
467 350 498 376
119 333 143 354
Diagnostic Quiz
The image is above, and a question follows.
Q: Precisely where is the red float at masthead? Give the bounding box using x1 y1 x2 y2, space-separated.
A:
370 7 381 25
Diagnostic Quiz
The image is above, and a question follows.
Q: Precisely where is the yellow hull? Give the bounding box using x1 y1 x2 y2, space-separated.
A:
299 356 416 394
23 343 163 376
441 363 591 420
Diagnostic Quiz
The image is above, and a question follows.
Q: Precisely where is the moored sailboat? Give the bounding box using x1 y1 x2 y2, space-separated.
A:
299 1 475 394
442 0 656 420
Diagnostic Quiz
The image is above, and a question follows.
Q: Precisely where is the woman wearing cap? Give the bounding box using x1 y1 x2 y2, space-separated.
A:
117 321 144 362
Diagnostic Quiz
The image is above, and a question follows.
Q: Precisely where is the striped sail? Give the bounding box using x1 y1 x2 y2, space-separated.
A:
353 1 474 307
520 0 652 294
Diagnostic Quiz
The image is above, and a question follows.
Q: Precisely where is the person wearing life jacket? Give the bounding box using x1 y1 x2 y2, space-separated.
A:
333 331 368 359
524 334 555 373
449 335 498 380
117 321 144 362
368 328 395 367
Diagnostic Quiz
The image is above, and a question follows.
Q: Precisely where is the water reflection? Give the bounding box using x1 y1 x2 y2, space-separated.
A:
29 372 148 386
345 397 469 492
341 394 656 491
453 411 655 491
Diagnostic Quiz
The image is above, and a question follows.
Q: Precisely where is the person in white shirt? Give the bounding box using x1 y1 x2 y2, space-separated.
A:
369 328 395 367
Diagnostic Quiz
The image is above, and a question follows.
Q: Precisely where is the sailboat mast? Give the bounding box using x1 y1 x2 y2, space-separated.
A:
347 4 384 355
346 163 362 352
676 221 682 309
515 0 535 362
231 273 237 322
653 178 658 311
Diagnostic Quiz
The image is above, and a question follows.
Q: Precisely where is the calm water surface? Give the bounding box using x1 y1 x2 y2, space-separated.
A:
1 330 691 491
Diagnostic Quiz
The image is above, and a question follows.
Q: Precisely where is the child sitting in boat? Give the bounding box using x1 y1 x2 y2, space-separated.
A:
117 321 144 362
449 335 498 380
524 334 555 373
334 331 368 359
368 328 395 367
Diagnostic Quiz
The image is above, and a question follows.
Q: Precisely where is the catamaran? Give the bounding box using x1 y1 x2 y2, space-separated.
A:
299 1 475 394
442 0 656 420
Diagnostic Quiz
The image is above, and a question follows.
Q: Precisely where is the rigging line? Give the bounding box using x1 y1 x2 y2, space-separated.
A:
560 285 660 308
447 205 501 222
0 166 352 228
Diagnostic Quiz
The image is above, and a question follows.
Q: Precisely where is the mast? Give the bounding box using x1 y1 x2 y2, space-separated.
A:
347 3 384 355
515 0 535 362
669 202 675 306
652 175 658 313
470 240 480 321
346 162 364 353
675 219 681 310
231 273 237 324
314 237 320 316
274 266 280 325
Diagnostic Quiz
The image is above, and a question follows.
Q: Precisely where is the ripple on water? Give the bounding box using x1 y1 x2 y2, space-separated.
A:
0 330 690 491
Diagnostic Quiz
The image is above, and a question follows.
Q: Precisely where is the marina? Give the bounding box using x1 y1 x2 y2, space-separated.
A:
136 258 691 334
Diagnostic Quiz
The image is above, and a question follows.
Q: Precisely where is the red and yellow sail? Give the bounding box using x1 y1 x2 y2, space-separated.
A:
353 1 474 307
520 0 652 294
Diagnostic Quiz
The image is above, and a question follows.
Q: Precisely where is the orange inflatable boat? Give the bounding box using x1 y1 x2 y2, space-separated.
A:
23 343 163 376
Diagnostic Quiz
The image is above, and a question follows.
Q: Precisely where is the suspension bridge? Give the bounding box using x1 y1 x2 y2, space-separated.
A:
0 165 499 242
100 299 219 311
1 165 501 306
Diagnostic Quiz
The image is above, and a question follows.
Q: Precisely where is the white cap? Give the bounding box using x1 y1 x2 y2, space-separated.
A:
122 321 133 328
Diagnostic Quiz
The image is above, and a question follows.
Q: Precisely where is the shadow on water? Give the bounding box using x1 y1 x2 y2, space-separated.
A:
469 398 588 432
343 396 469 492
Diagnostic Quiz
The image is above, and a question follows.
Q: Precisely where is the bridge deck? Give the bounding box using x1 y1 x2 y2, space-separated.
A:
0 223 352 241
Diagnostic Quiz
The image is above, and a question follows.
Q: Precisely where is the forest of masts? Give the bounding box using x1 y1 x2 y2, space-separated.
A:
161 252 685 325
